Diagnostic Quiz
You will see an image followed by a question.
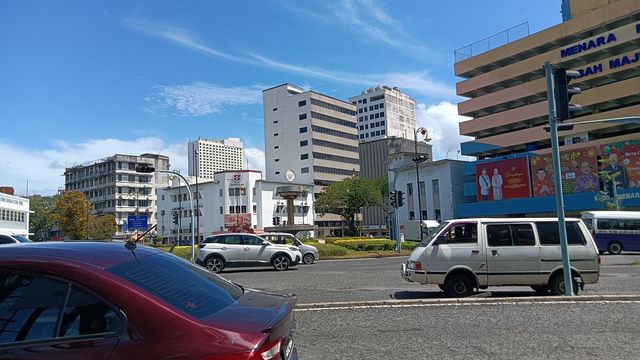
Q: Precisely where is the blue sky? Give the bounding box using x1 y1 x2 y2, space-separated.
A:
0 0 562 195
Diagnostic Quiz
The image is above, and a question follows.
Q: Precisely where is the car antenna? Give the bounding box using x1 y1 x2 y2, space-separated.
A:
124 239 141 264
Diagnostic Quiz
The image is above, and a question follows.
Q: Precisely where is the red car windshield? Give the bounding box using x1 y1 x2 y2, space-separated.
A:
107 252 243 318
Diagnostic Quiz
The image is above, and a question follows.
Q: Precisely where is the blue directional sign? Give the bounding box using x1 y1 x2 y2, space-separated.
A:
127 215 148 230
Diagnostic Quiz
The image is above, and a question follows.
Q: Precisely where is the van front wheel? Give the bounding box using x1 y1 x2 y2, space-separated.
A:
549 275 579 296
445 274 474 297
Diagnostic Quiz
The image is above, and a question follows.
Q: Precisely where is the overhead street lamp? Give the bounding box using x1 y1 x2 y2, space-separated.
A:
413 127 431 242
545 60 640 296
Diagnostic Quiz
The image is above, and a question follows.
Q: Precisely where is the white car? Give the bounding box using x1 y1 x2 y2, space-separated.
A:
401 218 600 297
196 233 302 273
260 232 320 264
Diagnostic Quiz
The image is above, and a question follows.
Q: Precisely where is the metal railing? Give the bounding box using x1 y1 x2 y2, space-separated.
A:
454 22 529 63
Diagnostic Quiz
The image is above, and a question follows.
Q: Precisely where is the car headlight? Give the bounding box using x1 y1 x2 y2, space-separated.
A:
289 247 298 252
407 261 422 270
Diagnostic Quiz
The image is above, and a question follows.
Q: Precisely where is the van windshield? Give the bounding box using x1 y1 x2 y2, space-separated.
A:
418 222 448 247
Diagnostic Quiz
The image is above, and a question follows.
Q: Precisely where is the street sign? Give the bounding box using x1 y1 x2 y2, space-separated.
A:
127 215 148 230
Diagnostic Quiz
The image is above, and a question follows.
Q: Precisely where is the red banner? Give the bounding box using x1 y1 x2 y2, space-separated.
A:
224 213 252 227
530 146 599 197
476 158 531 201
600 140 640 189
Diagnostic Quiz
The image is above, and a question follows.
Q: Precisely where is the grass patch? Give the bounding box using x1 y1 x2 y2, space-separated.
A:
155 245 193 261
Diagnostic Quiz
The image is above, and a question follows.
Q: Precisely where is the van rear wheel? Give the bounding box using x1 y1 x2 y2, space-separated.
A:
445 274 474 297
607 241 623 255
549 275 579 296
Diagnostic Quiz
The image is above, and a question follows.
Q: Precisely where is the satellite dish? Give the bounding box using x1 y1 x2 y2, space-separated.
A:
285 170 296 182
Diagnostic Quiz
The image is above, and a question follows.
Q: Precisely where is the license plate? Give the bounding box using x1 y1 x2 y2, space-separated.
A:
284 339 293 359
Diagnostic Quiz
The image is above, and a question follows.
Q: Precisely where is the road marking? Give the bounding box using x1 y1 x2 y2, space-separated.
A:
295 300 640 312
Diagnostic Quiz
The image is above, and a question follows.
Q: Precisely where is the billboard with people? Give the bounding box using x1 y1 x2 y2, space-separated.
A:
600 140 640 192
530 146 599 197
475 157 531 201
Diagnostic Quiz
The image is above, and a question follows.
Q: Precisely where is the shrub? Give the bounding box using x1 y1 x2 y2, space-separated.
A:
315 243 349 257
333 239 396 251
401 241 420 251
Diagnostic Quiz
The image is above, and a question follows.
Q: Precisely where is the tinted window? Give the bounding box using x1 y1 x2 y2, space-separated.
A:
108 253 242 318
242 235 263 246
441 223 477 244
12 235 32 243
58 286 122 337
224 235 242 245
0 274 65 344
487 224 535 247
0 235 16 244
536 222 586 245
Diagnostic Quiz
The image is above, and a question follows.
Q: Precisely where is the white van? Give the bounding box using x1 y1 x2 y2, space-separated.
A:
401 218 600 297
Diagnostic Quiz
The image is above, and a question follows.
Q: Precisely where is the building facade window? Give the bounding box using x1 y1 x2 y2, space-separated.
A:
301 154 309 160
300 140 308 146
299 113 307 120
298 100 306 107
299 127 308 133
301 167 309 174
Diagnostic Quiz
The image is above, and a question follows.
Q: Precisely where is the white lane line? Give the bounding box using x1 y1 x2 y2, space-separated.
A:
295 300 640 312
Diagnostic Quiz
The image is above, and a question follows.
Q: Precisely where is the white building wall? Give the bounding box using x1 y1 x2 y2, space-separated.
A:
349 85 417 143
188 138 244 179
391 160 464 227
263 84 314 184
0 193 30 236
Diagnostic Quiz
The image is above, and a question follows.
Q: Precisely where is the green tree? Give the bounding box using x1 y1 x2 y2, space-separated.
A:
315 176 384 236
88 214 116 239
50 191 91 239
29 195 57 241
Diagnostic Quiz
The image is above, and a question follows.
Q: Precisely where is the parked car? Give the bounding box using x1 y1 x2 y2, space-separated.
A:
260 232 320 264
0 234 32 245
401 218 601 297
0 241 299 359
197 233 302 273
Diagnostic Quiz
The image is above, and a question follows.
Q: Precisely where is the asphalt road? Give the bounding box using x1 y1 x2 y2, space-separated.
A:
294 301 640 359
219 254 640 304
218 255 640 359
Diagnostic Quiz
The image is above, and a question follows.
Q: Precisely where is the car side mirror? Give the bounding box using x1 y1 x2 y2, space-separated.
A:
261 240 270 246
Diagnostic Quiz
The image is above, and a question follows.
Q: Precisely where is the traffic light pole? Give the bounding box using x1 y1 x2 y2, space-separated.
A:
389 161 417 251
544 61 574 296
157 170 196 263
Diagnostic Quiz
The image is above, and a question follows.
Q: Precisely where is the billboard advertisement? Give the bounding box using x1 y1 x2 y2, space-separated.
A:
600 140 640 190
476 157 531 201
224 213 251 228
530 146 599 197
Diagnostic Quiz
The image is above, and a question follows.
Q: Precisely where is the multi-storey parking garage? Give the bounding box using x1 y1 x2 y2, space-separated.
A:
456 0 640 216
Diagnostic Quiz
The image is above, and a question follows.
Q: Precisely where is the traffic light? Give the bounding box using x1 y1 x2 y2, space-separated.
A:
172 212 178 224
396 190 405 207
553 67 583 121
389 191 397 208
412 155 427 163
272 217 277 225
135 164 155 173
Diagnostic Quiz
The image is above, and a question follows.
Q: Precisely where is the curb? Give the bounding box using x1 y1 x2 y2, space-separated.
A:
295 294 640 310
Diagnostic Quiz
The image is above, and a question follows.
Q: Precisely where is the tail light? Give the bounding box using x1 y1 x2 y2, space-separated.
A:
259 338 282 360
597 254 602 268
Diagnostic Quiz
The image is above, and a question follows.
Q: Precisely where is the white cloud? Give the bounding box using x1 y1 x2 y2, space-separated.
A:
125 18 455 100
0 138 188 196
416 101 473 161
244 148 265 174
146 82 262 116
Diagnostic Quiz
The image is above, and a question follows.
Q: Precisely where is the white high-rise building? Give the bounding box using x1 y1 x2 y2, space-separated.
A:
348 85 416 142
188 138 244 178
263 83 360 237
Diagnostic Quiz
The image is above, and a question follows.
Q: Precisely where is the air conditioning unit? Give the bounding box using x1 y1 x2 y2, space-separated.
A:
564 132 589 145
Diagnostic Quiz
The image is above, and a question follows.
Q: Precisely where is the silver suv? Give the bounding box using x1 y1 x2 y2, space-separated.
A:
196 233 302 273
260 233 319 264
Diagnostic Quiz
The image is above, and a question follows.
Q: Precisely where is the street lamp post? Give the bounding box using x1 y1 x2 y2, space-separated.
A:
155 170 196 262
413 127 430 242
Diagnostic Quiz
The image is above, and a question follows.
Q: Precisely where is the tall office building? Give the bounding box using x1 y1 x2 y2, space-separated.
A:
188 137 244 178
454 0 640 217
349 85 416 142
64 153 170 238
263 83 360 236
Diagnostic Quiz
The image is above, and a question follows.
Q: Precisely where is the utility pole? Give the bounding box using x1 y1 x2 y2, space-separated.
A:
194 149 200 245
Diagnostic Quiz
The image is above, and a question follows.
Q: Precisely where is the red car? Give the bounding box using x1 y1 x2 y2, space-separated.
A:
0 241 298 360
